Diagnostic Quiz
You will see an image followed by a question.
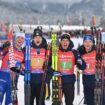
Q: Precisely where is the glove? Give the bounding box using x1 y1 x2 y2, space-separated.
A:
10 67 20 73
102 48 105 52
96 54 102 60
77 58 83 65
2 41 11 49
2 41 11 52
53 71 62 76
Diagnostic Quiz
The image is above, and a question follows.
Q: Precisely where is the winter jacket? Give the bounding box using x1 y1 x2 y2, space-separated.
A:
28 37 48 84
1 46 24 73
48 40 86 84
78 45 96 86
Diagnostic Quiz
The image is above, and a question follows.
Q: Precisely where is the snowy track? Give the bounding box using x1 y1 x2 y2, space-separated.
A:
17 75 84 105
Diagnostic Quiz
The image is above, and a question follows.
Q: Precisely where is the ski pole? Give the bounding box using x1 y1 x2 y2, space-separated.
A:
78 97 84 105
38 43 51 105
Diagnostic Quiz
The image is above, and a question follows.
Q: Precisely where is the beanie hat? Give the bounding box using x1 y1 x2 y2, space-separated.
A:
33 28 42 38
61 33 70 41
83 35 94 41
15 32 25 39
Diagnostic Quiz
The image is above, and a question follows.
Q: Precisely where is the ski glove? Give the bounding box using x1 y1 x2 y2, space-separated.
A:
10 67 20 73
53 71 62 76
77 58 83 65
96 54 102 60
2 41 11 50
102 48 105 52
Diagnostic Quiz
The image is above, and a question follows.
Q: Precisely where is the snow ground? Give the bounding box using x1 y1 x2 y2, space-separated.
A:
17 74 84 105
2 37 85 105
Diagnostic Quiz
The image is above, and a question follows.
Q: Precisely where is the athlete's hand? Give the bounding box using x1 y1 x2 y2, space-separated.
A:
10 67 20 73
77 58 83 65
2 41 11 49
96 54 102 60
53 71 62 76
2 41 11 52
102 48 105 52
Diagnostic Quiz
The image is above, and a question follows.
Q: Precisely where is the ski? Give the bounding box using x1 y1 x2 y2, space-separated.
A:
101 32 105 105
90 16 103 105
76 68 80 95
77 43 81 95
24 33 31 105
8 28 18 105
51 33 62 105
39 42 51 105
94 29 102 105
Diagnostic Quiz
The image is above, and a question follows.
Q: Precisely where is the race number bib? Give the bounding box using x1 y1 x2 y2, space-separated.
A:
31 58 44 67
60 61 72 69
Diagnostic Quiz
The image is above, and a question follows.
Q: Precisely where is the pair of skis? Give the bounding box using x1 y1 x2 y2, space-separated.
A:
51 33 62 105
90 19 103 105
39 42 51 105
24 33 31 105
8 28 18 105
8 28 31 105
94 29 105 105
100 32 105 105
94 29 102 105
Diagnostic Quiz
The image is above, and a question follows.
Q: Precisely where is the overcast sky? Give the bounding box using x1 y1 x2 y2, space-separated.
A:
1 0 82 3
41 0 82 3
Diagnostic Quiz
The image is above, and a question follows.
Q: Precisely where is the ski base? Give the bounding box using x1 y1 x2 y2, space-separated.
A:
52 76 62 105
24 83 30 105
11 78 18 105
52 101 62 105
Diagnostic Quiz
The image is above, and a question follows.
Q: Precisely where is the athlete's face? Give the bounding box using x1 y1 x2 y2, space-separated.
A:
61 39 70 50
15 36 24 48
33 36 42 46
83 40 93 52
